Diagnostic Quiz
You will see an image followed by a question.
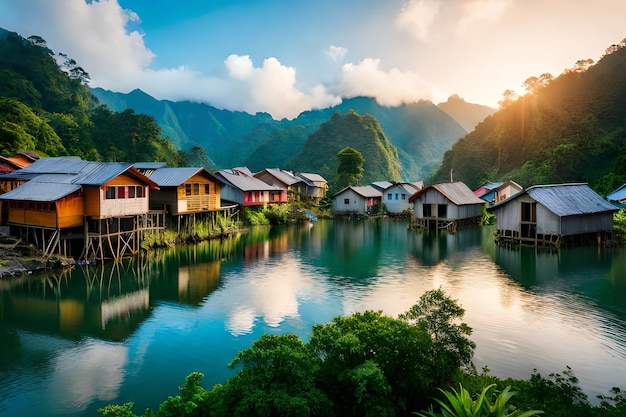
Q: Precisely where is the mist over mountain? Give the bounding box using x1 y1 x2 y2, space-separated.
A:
92 88 468 181
437 94 496 132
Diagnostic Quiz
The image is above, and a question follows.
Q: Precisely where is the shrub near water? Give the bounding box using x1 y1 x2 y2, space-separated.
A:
98 289 626 417
99 289 476 417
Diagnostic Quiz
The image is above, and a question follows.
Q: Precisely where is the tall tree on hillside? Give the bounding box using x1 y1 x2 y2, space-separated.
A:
335 146 364 191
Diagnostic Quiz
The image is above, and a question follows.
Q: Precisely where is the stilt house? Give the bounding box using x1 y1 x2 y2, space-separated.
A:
0 157 159 260
409 182 485 231
489 183 618 248
146 167 222 215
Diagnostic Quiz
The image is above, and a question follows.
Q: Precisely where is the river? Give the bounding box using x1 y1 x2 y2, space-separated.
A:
1 219 625 416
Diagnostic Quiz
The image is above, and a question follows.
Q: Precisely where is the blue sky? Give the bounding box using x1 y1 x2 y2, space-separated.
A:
1 0 626 119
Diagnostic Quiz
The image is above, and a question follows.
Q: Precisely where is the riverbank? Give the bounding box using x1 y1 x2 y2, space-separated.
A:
0 234 75 278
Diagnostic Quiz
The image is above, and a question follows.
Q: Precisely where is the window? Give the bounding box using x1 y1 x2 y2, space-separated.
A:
205 184 211 194
117 186 126 199
402 194 406 200
437 204 447 218
136 186 144 198
129 186 136 198
395 193 398 200
185 184 191 196
106 186 116 199
521 202 536 222
193 183 200 195
387 193 392 200
344 198 350 205
423 204 432 217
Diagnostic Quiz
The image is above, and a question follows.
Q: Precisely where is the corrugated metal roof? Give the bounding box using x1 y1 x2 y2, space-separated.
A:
18 156 88 174
0 181 81 202
5 158 157 187
258 168 302 186
72 162 134 185
0 171 40 181
607 183 626 202
350 185 382 198
371 181 393 191
147 167 203 186
297 173 326 183
527 183 617 216
216 170 282 191
30 174 78 184
434 182 485 205
410 182 484 205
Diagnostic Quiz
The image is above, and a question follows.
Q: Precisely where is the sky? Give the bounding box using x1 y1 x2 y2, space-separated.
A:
1 0 625 120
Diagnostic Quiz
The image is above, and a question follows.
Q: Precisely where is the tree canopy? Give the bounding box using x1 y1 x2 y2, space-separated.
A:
0 28 194 167
335 146 365 190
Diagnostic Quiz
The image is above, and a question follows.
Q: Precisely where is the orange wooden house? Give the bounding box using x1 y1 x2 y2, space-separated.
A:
145 167 222 215
0 157 159 259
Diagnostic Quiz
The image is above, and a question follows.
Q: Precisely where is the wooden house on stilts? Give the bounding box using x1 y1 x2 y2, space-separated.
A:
143 167 230 233
489 183 618 248
0 157 161 261
409 182 485 232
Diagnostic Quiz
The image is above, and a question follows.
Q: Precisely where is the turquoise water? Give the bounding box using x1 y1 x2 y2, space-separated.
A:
1 219 625 416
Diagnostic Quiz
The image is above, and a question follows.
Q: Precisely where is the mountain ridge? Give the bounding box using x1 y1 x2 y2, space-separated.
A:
91 88 471 181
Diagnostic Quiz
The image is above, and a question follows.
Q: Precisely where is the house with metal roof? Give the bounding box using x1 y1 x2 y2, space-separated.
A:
370 181 394 192
254 168 311 198
0 157 159 259
408 182 485 231
296 172 328 199
474 180 523 205
145 167 222 215
331 185 383 215
214 168 285 206
607 183 626 208
474 181 503 201
382 182 423 214
489 183 618 248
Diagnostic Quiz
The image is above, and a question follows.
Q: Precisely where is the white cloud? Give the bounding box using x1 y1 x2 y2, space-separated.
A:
217 54 340 119
326 45 348 61
396 0 441 41
336 58 440 106
458 0 512 31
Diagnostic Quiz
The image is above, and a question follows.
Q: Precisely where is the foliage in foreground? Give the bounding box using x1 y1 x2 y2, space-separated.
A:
416 384 543 417
98 289 626 417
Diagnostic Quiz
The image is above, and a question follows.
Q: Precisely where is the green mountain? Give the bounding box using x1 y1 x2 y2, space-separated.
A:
92 88 467 181
289 110 402 189
430 39 626 193
0 28 188 167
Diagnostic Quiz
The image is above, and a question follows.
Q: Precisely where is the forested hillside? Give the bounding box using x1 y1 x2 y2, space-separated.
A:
430 39 626 193
92 91 467 181
0 28 189 166
289 110 402 190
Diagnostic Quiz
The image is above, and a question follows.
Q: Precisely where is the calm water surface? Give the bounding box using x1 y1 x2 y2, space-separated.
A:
1 219 626 417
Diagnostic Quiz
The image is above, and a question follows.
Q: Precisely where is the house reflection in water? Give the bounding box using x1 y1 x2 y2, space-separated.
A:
177 261 221 305
1 267 151 341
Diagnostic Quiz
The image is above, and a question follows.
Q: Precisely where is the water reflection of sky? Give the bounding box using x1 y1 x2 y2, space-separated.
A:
2 221 626 417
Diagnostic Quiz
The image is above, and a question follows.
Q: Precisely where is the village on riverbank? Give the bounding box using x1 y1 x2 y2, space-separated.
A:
1 153 625 278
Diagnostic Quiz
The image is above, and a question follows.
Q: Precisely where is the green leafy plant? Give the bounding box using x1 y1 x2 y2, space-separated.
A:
417 384 543 417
